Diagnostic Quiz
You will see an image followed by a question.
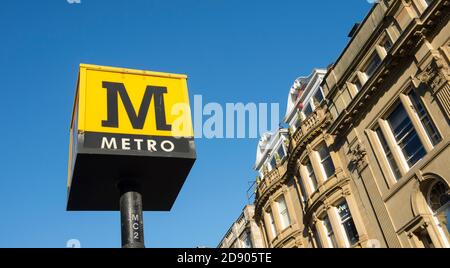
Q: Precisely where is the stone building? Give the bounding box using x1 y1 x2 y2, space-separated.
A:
321 0 450 248
219 0 449 248
218 205 266 248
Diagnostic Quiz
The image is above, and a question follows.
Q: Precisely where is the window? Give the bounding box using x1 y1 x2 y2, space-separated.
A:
408 90 442 146
323 216 338 248
427 181 450 238
375 127 402 180
313 88 325 105
304 159 318 191
312 226 323 248
352 77 362 93
317 143 335 179
270 157 277 170
337 201 359 246
241 231 253 248
423 0 435 7
386 104 426 167
267 209 277 238
277 145 286 161
380 36 393 53
297 173 309 202
363 52 382 79
417 230 435 248
277 195 291 230
303 103 313 117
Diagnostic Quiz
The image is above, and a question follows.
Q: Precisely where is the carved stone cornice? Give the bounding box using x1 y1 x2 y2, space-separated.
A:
329 0 450 137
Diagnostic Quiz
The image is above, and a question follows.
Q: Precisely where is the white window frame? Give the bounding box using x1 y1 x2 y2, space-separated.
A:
375 93 437 177
315 143 335 181
276 195 291 230
335 201 359 248
426 180 450 248
303 158 318 193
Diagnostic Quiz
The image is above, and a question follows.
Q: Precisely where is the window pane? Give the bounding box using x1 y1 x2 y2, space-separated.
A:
364 52 382 79
304 104 313 117
323 216 337 248
408 90 442 146
312 226 323 248
424 0 435 6
305 159 318 191
313 89 324 104
353 78 362 92
277 196 291 230
337 201 359 246
381 36 393 52
297 173 309 202
317 144 335 179
387 104 426 167
267 209 276 237
270 157 277 169
277 146 286 160
241 231 253 248
375 127 402 180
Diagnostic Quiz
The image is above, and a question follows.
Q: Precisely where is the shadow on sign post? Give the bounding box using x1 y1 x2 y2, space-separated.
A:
66 64 197 248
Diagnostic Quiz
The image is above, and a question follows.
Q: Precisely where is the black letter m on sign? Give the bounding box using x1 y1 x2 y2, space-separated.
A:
102 82 172 131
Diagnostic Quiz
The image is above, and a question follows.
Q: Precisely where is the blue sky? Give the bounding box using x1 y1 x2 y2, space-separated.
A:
0 0 372 248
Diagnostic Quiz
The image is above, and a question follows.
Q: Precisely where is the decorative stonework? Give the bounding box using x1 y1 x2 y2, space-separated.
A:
254 163 289 219
262 165 269 176
348 142 368 172
415 50 450 119
341 187 352 197
286 105 332 180
311 212 319 225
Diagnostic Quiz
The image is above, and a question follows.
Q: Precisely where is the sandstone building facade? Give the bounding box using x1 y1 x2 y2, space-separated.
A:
219 0 449 248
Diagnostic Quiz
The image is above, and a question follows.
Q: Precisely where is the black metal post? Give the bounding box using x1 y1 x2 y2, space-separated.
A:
119 181 145 248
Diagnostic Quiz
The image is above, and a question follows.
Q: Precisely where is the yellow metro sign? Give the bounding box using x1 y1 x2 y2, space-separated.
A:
67 64 196 212
80 64 194 137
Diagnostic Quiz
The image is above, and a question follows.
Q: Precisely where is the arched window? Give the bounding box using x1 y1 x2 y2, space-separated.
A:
427 180 450 245
428 181 449 212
